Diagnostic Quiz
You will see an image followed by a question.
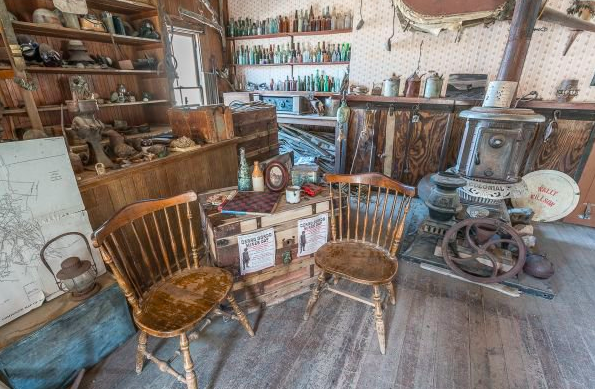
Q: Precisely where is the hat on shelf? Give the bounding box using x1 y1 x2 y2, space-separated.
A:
17 34 39 62
32 8 62 25
66 40 95 64
39 43 62 67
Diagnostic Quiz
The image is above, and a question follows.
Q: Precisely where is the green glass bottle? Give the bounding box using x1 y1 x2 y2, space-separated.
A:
238 147 252 191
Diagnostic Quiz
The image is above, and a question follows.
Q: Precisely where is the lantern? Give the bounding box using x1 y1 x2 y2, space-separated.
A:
40 232 100 300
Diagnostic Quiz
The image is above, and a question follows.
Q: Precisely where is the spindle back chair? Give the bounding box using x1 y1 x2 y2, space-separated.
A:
303 173 416 354
92 191 254 389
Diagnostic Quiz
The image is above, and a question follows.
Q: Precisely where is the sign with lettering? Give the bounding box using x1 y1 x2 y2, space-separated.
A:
297 214 328 257
238 228 276 275
512 170 580 222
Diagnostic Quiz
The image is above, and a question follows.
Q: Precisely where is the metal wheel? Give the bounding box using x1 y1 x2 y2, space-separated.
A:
441 218 526 284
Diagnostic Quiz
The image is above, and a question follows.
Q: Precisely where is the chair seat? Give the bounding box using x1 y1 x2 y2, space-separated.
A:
315 241 398 285
134 267 233 337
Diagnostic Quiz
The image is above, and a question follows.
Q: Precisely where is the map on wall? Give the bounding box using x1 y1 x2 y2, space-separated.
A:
0 138 105 327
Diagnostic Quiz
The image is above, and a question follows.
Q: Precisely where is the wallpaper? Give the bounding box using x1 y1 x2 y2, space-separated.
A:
228 0 595 101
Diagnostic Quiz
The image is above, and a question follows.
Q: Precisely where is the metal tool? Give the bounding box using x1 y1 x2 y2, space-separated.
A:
386 1 396 51
356 0 365 30
544 110 560 142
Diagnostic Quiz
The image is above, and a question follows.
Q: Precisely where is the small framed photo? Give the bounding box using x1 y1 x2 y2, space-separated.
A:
265 161 289 192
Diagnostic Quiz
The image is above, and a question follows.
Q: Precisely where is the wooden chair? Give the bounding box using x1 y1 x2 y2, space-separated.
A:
303 173 416 354
91 191 254 389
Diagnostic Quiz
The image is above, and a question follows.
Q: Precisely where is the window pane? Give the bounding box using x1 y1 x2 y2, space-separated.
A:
179 88 203 106
172 33 198 88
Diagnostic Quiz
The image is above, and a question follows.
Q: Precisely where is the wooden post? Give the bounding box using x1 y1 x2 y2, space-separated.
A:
0 0 43 131
496 0 542 83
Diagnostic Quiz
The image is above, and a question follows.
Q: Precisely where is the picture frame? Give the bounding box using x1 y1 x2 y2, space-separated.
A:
265 161 289 192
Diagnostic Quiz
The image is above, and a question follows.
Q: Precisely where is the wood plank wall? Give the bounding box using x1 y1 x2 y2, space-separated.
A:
0 0 206 137
345 107 595 186
79 142 239 231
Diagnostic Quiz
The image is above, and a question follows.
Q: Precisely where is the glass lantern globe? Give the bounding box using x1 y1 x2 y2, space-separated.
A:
40 232 100 300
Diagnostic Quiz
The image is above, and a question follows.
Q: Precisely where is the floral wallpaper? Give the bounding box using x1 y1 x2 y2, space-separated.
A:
228 0 595 101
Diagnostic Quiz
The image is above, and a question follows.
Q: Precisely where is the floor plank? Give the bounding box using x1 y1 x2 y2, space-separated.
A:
80 222 595 389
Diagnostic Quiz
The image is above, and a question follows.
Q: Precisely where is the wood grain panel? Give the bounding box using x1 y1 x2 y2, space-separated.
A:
80 143 238 233
524 120 595 179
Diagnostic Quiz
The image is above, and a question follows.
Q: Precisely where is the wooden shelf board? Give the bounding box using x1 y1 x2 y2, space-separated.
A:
227 28 353 41
26 66 161 76
12 21 162 46
249 91 339 98
4 100 170 116
232 61 349 68
70 124 173 153
85 0 156 14
293 61 349 66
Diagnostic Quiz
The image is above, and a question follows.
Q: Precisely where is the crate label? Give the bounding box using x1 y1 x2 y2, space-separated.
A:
238 228 276 275
297 214 328 257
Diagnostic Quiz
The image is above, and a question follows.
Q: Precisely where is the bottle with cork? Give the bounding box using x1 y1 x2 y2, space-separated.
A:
252 161 265 192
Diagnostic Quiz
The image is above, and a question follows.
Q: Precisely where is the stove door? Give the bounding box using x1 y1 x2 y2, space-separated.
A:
464 124 527 182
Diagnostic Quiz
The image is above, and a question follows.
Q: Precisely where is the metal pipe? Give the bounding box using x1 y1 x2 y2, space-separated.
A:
496 0 542 83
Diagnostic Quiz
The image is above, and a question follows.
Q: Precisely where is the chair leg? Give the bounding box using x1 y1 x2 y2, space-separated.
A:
304 271 326 321
373 286 386 355
227 294 255 337
180 333 198 389
386 281 396 305
136 331 147 374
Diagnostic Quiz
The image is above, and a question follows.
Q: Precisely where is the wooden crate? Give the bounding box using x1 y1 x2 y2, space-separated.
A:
198 187 330 308
231 105 279 164
168 104 234 144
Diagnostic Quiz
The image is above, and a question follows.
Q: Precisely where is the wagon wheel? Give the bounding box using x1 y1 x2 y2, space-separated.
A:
441 218 526 284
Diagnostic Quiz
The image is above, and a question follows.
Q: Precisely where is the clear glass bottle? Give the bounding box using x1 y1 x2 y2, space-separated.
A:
238 148 252 191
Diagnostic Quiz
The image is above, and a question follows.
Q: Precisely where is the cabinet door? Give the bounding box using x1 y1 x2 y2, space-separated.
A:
564 142 595 227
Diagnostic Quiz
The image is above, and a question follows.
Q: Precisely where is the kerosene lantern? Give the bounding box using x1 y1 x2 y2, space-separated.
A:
40 232 100 300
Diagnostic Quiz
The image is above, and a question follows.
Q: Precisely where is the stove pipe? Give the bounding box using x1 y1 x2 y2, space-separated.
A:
455 0 546 187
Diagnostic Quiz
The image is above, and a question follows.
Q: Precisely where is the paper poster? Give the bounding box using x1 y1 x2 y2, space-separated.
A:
238 228 276 275
297 214 328 257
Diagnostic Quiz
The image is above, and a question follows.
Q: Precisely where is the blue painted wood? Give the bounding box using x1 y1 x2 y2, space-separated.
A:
0 283 135 389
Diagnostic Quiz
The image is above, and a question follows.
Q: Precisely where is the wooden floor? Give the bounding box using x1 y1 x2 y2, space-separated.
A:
81 222 595 389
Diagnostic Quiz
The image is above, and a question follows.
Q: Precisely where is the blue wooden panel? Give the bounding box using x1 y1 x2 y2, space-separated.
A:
0 283 135 389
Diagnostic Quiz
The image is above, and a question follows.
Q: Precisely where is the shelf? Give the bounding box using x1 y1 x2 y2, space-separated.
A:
249 91 339 98
227 28 353 41
4 100 170 116
232 61 349 68
277 113 337 128
70 125 173 153
12 22 162 46
85 0 156 14
26 66 162 76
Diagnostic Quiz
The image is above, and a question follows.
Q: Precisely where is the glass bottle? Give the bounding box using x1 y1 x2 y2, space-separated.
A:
345 12 352 30
296 43 302 63
293 10 298 32
238 148 252 191
331 9 337 30
252 161 265 192
324 75 330 92
336 13 344 30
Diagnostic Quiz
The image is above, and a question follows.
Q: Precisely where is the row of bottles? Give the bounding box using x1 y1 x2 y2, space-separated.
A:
268 70 343 93
234 42 351 65
227 6 352 37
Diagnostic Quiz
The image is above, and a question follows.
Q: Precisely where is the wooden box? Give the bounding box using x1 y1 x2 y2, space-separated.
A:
198 187 331 309
232 104 279 164
168 104 234 144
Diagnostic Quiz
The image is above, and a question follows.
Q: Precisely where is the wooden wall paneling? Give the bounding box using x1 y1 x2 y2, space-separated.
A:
524 120 595 179
564 141 595 227
444 117 467 170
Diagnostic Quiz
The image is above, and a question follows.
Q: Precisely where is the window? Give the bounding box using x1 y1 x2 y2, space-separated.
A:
171 30 204 106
